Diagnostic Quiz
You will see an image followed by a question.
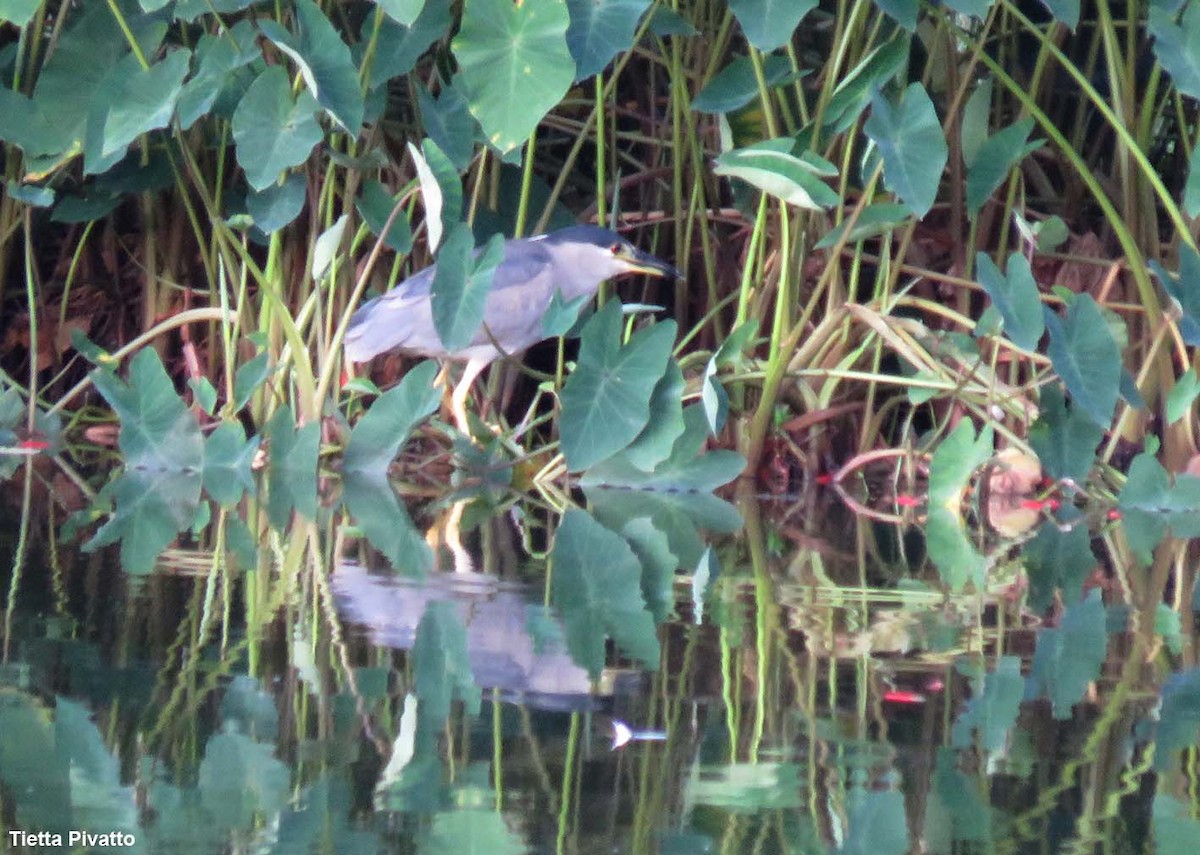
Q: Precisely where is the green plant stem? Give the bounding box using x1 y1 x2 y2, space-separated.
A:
515 132 536 240
313 197 413 408
735 195 770 327
46 308 237 417
104 0 150 69
988 1 1190 255
743 183 876 473
959 12 1159 321
22 210 37 434
747 47 781 140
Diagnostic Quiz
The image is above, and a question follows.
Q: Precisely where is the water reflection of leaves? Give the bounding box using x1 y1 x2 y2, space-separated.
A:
1027 589 1107 719
265 405 319 527
550 509 660 677
342 471 432 574
413 601 483 727
84 468 201 575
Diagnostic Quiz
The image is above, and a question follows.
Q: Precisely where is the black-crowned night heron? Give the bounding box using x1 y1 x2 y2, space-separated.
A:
344 225 681 430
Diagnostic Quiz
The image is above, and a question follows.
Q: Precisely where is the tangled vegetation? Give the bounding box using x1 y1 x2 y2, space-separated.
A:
1 0 1200 517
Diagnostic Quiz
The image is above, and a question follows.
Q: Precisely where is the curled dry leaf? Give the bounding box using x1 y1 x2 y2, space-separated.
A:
989 447 1043 496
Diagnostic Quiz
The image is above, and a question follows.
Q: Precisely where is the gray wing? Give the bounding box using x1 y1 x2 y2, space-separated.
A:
344 264 440 362
343 238 557 363
469 246 563 356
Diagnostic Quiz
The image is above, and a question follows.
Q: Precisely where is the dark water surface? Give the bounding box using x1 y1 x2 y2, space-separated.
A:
0 478 1196 855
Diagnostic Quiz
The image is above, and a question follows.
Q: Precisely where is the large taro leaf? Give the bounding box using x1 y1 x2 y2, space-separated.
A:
90 348 204 472
451 0 575 153
20 0 166 172
1026 589 1107 719
960 79 993 167
823 37 908 133
1118 448 1172 511
418 79 478 171
197 731 289 829
356 179 414 253
265 405 319 528
559 300 676 471
692 53 794 114
647 5 698 36
1154 669 1200 770
0 88 58 160
1028 386 1102 482
409 138 462 253
232 65 323 191
425 808 527 855
0 690 69 832
621 359 686 470
587 487 742 571
863 82 947 218
965 118 1040 218
579 405 745 491
259 0 363 134
925 748 994 846
342 473 433 575
841 787 908 855
1116 448 1200 559
412 601 481 727
202 420 260 507
257 777 386 854
50 699 139 837
550 509 660 677
0 0 40 26
924 506 986 593
1023 519 1097 612
975 252 1044 351
950 656 1023 752
1150 244 1200 346
1043 295 1121 429
1154 792 1200 855
344 360 442 472
364 2 452 85
873 0 919 29
83 49 190 176
815 203 911 248
84 469 202 575
1167 367 1200 424
714 139 840 210
927 420 993 509
1149 1 1200 99
0 691 141 838
943 0 990 17
173 0 256 20
565 0 652 80
431 228 503 352
377 0 425 25
246 172 306 234
620 516 678 623
177 20 260 129
729 0 818 51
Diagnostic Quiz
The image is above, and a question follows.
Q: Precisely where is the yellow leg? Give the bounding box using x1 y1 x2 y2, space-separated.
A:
451 358 491 433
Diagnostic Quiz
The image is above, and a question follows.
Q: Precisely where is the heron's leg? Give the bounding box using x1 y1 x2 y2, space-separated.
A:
451 357 491 432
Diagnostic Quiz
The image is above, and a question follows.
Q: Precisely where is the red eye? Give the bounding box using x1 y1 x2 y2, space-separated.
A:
609 243 622 254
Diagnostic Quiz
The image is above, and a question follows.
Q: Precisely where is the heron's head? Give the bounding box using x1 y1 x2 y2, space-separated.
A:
539 226 682 289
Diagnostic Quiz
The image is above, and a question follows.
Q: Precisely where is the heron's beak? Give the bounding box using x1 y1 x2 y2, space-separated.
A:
622 246 682 280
